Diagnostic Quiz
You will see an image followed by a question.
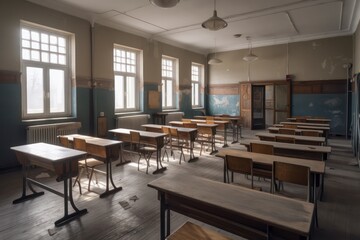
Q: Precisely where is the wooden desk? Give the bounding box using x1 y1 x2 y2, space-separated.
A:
241 140 331 161
280 121 330 128
142 124 198 162
274 124 330 139
188 119 229 147
256 132 326 145
148 174 314 240
109 128 167 174
62 134 123 198
169 121 218 154
268 127 324 136
194 115 243 141
216 149 325 203
287 117 331 124
11 143 88 226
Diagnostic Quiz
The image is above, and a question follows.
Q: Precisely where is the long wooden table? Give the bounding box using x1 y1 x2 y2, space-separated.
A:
256 132 326 145
141 124 198 162
169 121 218 154
241 140 331 161
148 174 314 240
287 117 331 124
268 127 323 136
11 143 88 226
194 115 242 141
109 128 167 174
62 134 123 198
280 121 330 127
216 149 325 203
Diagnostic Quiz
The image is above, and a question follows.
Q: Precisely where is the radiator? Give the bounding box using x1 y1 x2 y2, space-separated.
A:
116 114 150 130
27 122 82 144
165 112 184 125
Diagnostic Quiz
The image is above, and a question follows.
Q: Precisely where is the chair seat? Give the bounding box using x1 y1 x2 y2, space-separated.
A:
79 158 103 168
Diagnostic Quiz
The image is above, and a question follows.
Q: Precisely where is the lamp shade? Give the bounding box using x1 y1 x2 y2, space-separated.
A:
202 10 228 31
208 57 222 65
243 52 258 62
149 0 179 8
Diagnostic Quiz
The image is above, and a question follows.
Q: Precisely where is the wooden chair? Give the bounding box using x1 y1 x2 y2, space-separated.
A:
271 161 318 227
249 143 273 186
225 155 254 189
275 135 295 143
258 135 275 141
181 118 192 123
59 136 82 193
183 122 197 129
73 138 104 193
167 221 231 240
161 126 171 162
283 124 297 129
278 128 295 135
197 127 215 156
130 131 157 174
169 128 186 164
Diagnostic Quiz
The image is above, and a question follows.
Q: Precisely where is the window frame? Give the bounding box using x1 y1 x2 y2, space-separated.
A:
162 56 178 110
113 45 142 113
20 22 72 120
191 63 204 108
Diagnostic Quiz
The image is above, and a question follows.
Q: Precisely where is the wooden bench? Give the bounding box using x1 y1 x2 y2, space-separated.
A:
167 222 231 240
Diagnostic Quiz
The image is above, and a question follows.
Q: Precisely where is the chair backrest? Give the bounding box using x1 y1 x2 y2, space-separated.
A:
301 130 321 137
130 131 141 144
59 136 70 148
206 119 215 124
183 122 197 128
169 128 179 138
225 155 252 175
278 128 295 135
275 135 295 143
206 116 214 121
272 161 310 201
258 135 275 141
161 126 170 134
181 118 192 123
73 138 87 151
250 143 274 155
283 124 297 129
294 139 322 146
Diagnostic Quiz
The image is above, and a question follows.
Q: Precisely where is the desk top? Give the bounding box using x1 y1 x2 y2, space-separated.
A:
256 132 325 143
109 128 167 138
280 121 330 127
194 115 241 121
274 124 330 131
63 134 122 147
169 121 218 128
11 142 86 162
148 174 314 237
241 140 331 153
189 119 229 124
142 124 197 133
216 149 325 173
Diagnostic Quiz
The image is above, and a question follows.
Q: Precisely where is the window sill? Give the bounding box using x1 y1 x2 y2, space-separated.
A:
22 116 77 124
192 107 205 110
114 111 144 116
162 109 180 112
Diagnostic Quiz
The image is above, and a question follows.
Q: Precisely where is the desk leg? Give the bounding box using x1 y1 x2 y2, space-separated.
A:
100 157 123 198
222 128 229 148
160 192 166 240
231 122 238 143
188 140 198 162
153 148 167 174
13 163 44 204
223 158 227 183
209 134 218 155
54 161 87 227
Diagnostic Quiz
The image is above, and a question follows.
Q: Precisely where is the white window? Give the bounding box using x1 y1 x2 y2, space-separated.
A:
191 63 204 108
21 22 72 119
114 45 142 112
162 56 178 109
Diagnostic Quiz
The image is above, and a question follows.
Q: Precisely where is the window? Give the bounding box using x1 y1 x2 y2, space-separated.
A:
21 22 72 119
162 56 178 109
114 45 142 112
191 63 204 108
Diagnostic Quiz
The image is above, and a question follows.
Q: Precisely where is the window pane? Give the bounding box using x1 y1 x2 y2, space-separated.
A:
126 76 135 108
22 49 30 60
115 75 124 109
194 83 199 106
166 80 173 107
26 67 44 114
58 55 66 65
22 29 30 40
49 69 65 113
50 35 57 44
22 40 30 48
162 80 165 107
50 53 58 64
31 31 39 41
192 83 195 106
31 50 40 61
41 33 49 43
41 43 49 51
58 37 66 47
41 52 49 62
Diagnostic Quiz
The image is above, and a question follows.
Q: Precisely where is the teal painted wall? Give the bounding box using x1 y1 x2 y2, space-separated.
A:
292 93 346 135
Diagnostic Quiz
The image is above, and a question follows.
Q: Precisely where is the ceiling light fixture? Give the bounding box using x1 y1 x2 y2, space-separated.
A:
202 0 228 31
243 37 258 62
149 0 180 8
208 38 222 65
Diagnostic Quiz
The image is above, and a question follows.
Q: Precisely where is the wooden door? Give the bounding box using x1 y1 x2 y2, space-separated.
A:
240 83 251 128
252 85 265 129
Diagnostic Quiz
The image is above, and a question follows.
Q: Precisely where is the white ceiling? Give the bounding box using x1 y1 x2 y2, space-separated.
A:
27 0 360 54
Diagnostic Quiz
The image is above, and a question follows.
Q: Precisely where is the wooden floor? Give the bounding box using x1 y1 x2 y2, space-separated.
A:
1 130 360 240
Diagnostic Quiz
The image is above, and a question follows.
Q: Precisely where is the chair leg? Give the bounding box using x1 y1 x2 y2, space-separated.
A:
73 167 84 187
88 168 94 192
